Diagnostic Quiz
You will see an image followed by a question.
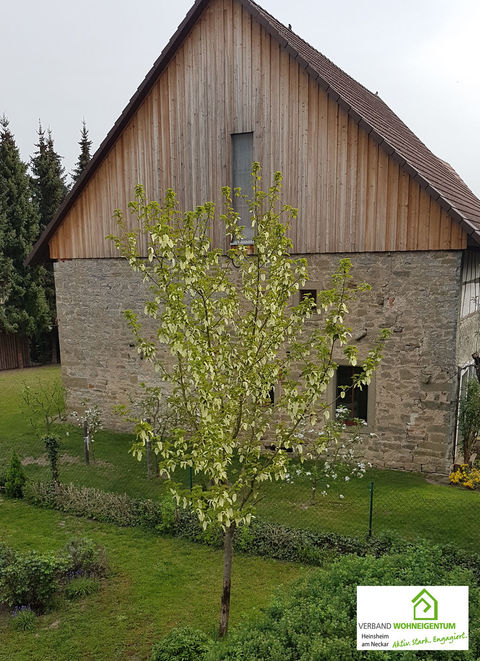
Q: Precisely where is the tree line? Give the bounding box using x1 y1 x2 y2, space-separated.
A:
0 117 92 365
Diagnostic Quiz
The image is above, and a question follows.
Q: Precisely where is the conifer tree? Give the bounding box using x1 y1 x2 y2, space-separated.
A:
72 120 92 184
31 124 68 232
0 116 49 359
29 124 67 363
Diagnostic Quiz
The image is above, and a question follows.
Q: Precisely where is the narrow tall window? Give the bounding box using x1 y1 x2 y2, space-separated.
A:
231 132 253 243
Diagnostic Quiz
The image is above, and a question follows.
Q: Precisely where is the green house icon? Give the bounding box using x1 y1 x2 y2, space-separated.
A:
412 589 438 621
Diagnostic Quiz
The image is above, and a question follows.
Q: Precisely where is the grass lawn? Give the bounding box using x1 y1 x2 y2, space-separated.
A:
2 366 480 550
0 498 307 661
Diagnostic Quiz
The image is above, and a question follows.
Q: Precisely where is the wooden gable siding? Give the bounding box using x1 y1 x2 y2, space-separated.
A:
49 0 466 260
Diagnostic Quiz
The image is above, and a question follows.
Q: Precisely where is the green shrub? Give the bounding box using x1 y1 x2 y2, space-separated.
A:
64 576 99 600
210 545 480 660
0 542 17 570
4 451 26 498
154 494 177 534
0 538 107 613
0 550 66 613
150 626 211 661
42 433 61 483
64 537 108 578
10 607 36 632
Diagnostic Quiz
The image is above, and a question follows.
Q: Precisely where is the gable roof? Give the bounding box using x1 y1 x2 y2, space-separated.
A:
27 0 480 265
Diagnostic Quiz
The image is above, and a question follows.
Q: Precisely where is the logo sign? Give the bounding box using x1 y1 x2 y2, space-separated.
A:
412 588 438 621
357 586 468 651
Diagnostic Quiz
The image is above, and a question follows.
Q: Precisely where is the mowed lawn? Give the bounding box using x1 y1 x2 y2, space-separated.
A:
2 366 480 550
0 498 307 661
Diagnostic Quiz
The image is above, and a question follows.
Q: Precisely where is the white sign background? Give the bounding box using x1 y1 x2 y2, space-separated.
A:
357 586 469 651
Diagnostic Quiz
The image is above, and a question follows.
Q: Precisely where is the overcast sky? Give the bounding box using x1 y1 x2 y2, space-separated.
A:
2 0 480 196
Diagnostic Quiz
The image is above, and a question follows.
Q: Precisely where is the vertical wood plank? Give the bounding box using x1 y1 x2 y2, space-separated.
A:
326 96 338 252
354 125 368 252
417 188 431 250
375 145 388 251
316 88 328 252
335 106 349 252
406 178 420 250
365 137 378 251
385 158 399 251
428 198 442 250
345 117 358 252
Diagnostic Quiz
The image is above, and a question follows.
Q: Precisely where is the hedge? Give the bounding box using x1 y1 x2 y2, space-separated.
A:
25 481 480 578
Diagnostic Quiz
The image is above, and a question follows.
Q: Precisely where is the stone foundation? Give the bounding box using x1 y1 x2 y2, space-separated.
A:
55 250 462 475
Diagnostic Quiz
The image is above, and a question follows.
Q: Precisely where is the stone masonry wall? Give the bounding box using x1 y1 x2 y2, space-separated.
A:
54 251 462 475
54 259 160 430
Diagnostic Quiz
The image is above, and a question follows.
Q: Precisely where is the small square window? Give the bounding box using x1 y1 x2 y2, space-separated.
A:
299 289 317 311
335 365 368 423
260 386 275 406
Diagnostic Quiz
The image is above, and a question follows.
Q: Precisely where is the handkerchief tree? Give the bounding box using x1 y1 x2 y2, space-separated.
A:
110 164 389 637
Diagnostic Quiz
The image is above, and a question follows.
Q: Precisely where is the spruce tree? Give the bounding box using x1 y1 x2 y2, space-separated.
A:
72 120 92 184
29 124 67 363
31 124 68 232
0 116 49 357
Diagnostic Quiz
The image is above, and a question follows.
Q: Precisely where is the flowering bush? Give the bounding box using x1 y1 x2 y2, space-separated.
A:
286 407 371 503
71 401 102 464
450 464 480 490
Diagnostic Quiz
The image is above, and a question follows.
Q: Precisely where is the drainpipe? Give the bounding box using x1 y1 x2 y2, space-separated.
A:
452 366 462 465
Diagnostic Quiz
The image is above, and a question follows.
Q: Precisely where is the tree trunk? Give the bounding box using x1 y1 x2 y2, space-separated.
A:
83 421 90 465
219 523 236 638
146 439 152 479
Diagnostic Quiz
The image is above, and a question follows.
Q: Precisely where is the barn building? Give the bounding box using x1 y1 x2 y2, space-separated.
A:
28 0 480 474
